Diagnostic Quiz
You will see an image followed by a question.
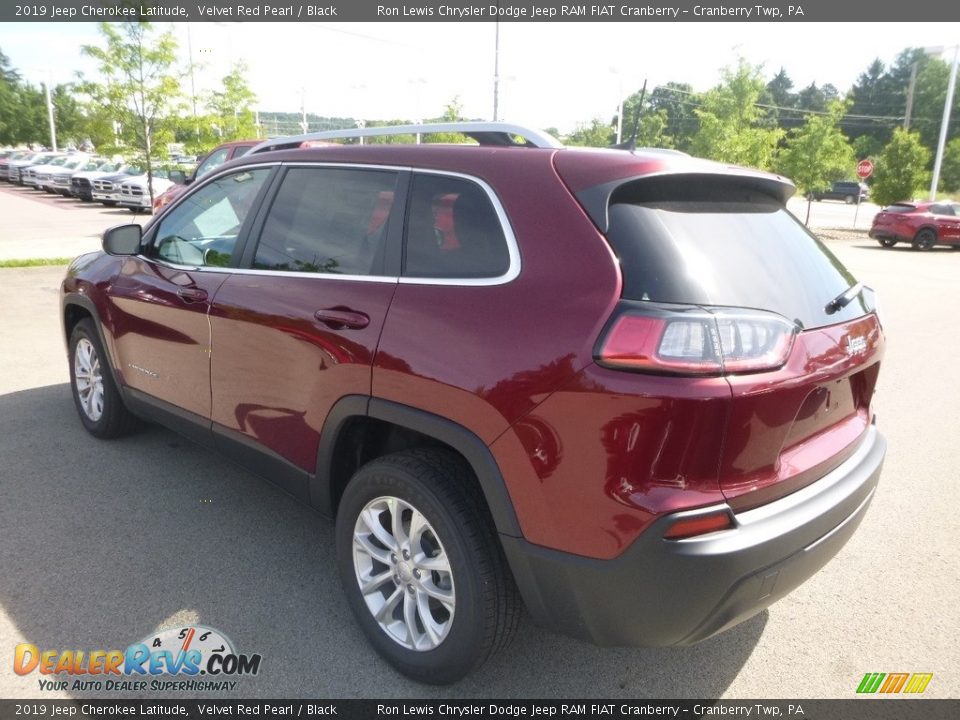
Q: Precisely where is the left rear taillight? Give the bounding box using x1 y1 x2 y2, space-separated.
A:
596 302 798 376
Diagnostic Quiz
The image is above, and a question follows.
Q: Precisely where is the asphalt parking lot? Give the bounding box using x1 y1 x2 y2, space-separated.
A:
0 184 957 700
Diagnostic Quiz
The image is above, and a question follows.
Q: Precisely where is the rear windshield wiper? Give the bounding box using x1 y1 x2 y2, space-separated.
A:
825 282 864 315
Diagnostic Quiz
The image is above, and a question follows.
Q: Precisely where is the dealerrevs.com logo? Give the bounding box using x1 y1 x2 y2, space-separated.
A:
14 625 262 693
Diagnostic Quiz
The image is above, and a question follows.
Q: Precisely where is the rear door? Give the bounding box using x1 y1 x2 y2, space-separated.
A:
207 164 405 497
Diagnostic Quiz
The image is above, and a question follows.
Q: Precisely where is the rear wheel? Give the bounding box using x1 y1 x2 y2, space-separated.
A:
68 319 138 438
912 228 937 250
335 449 520 684
878 238 897 248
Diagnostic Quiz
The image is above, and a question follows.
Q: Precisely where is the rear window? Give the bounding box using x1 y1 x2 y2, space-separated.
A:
605 180 875 329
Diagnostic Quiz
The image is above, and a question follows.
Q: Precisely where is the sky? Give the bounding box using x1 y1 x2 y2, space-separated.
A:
1 21 958 134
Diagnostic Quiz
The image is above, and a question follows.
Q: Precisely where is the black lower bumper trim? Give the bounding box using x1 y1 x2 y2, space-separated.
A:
501 427 885 647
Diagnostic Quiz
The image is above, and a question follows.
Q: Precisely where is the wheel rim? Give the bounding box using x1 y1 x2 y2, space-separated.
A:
352 496 455 651
917 231 935 249
74 338 104 422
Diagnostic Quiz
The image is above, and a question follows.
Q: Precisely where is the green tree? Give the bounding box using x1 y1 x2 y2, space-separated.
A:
777 100 857 224
647 82 698 150
618 89 675 148
690 59 784 170
565 118 614 147
871 128 932 206
205 61 258 142
81 22 184 203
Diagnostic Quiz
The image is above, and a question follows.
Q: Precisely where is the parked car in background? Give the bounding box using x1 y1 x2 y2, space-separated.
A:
869 201 960 249
51 157 108 196
35 155 91 193
809 181 870 204
0 150 30 180
92 166 142 206
118 168 177 213
152 139 258 213
12 152 63 185
71 160 125 201
62 122 886 684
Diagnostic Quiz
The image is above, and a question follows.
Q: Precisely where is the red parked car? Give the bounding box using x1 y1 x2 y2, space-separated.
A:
151 139 259 213
869 200 960 249
61 122 886 684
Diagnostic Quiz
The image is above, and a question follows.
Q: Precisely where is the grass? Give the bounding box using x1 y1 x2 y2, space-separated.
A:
0 257 73 268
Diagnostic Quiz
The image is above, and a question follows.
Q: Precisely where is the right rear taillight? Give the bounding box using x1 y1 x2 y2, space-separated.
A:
596 303 798 376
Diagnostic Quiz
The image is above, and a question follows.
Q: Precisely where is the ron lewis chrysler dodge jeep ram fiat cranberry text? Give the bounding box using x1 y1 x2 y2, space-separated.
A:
61 122 885 684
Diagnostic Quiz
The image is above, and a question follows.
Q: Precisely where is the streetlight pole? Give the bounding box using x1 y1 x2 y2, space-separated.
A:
43 75 57 151
493 22 500 121
930 45 959 200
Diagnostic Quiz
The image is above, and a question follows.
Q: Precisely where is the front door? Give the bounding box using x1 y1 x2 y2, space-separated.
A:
109 167 274 420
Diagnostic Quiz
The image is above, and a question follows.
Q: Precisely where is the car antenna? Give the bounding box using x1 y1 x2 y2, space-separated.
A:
611 78 647 152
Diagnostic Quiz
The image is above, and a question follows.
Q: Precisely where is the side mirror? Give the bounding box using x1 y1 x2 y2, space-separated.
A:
102 224 142 256
168 169 187 185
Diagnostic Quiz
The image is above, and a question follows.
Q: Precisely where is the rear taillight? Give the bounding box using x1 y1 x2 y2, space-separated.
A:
597 303 797 376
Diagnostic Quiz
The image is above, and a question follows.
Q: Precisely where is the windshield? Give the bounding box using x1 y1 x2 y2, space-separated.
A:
606 190 875 329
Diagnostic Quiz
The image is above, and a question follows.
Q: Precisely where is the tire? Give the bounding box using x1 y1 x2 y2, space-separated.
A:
68 319 138 439
912 228 937 251
335 449 520 684
844 195 855 205
878 238 897 248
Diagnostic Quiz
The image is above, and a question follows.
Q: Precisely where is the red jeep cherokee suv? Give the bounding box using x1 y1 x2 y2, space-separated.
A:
61 123 886 684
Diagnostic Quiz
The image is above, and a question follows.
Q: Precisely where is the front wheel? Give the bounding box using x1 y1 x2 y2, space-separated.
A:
335 449 520 684
68 319 138 438
912 228 937 250
844 195 855 204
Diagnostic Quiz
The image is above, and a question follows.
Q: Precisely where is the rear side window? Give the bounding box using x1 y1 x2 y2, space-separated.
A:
253 167 398 276
403 174 510 279
605 179 874 329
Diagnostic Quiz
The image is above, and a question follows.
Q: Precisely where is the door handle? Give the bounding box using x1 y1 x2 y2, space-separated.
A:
177 287 208 303
314 308 370 330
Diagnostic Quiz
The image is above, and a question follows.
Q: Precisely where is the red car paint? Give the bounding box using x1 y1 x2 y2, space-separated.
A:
63 141 885 597
870 200 960 249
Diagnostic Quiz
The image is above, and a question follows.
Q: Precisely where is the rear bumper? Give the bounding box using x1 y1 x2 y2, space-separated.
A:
501 425 885 647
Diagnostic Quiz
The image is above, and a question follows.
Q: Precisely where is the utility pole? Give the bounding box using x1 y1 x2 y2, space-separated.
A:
930 45 959 200
44 79 57 151
492 22 500 121
187 23 199 140
904 61 918 130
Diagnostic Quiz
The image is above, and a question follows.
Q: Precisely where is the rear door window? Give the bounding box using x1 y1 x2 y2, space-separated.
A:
605 179 874 329
252 167 398 276
403 174 511 279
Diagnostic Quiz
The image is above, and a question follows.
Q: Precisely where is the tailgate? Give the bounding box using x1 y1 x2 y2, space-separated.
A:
720 313 884 510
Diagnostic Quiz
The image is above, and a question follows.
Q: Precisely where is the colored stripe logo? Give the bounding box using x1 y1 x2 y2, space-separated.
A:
857 672 933 694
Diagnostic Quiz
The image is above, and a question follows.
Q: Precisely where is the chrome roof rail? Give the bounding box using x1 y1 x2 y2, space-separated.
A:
249 122 563 154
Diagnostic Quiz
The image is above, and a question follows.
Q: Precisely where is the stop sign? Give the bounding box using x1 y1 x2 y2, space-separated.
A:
857 159 874 179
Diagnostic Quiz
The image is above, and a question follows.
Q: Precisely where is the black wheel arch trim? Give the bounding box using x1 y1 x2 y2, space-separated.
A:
312 396 523 538
62 292 125 393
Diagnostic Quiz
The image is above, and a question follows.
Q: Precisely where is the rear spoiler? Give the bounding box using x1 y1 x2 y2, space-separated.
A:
576 170 796 234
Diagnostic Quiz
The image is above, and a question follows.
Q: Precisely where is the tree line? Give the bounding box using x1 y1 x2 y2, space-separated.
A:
1 24 958 208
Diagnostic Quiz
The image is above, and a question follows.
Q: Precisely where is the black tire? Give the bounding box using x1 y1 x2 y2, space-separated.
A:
844 195 855 204
68 319 138 439
335 449 520 684
878 238 897 248
912 228 937 251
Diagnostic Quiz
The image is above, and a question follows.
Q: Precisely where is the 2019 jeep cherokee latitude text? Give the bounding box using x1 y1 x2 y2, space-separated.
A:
61 123 886 685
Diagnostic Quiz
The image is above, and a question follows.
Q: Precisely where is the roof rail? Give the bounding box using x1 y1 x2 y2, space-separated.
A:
248 121 563 154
